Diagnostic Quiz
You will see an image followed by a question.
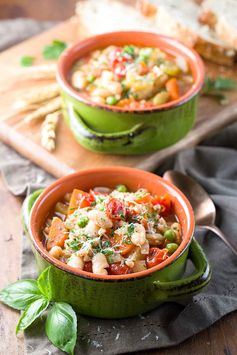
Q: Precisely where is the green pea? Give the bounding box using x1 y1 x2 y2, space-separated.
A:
164 229 176 242
106 96 118 105
166 243 179 255
87 74 95 83
116 184 128 192
77 216 89 228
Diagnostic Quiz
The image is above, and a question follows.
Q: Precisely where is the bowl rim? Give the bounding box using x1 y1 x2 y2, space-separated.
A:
29 167 195 281
57 31 205 114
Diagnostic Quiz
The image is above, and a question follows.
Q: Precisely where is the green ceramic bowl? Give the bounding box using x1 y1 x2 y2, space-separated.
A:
22 167 211 319
57 32 204 155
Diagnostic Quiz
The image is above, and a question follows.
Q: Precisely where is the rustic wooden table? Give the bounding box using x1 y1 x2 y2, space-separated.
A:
0 1 236 354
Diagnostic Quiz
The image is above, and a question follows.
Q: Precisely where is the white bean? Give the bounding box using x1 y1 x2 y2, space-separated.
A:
106 81 122 95
49 246 63 259
146 233 165 246
88 210 113 229
84 220 100 237
92 253 109 275
67 254 84 269
125 260 134 268
140 239 149 255
131 223 146 246
91 87 111 98
71 71 87 89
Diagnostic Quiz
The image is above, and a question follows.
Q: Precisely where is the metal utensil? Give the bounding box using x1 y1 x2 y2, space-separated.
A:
163 170 237 256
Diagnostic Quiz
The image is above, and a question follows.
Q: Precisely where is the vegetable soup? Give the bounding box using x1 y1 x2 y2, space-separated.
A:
42 185 182 275
70 45 193 109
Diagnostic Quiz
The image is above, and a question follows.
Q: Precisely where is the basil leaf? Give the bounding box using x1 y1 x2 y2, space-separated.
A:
0 280 42 310
16 297 49 334
37 267 52 300
20 56 35 67
42 39 67 60
204 77 236 91
46 302 77 355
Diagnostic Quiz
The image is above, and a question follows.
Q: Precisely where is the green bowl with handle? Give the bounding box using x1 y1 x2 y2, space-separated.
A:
57 31 204 155
22 167 211 319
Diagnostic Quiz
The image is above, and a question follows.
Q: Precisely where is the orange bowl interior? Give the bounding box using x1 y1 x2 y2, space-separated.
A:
30 167 195 280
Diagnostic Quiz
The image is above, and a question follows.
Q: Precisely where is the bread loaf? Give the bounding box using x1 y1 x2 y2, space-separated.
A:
75 0 236 66
201 0 237 50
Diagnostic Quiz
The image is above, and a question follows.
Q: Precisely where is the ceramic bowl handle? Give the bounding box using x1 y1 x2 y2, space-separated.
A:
22 189 44 234
153 238 211 300
65 103 154 154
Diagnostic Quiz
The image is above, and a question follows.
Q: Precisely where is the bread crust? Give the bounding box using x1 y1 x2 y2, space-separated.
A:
75 0 236 66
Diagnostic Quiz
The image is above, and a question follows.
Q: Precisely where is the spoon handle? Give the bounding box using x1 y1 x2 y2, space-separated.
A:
198 225 237 256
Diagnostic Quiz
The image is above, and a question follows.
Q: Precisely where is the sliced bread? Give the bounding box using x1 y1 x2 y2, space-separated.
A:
201 0 237 50
75 0 236 65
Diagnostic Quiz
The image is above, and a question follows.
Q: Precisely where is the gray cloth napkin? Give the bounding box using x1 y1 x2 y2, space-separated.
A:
0 19 237 355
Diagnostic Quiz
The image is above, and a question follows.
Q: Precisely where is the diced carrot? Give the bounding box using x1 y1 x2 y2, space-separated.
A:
165 78 180 100
138 62 149 75
134 193 152 204
47 217 68 251
68 189 94 214
111 234 135 256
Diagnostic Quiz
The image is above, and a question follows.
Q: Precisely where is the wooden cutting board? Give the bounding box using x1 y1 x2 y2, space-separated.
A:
0 18 237 178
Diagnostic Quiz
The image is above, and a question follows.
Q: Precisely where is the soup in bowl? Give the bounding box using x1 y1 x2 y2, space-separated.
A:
23 167 211 318
70 45 193 109
57 32 205 155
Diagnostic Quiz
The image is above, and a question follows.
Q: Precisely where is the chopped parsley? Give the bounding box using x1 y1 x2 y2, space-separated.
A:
127 223 135 236
102 240 111 248
20 56 35 67
102 248 114 256
42 39 67 60
68 238 80 251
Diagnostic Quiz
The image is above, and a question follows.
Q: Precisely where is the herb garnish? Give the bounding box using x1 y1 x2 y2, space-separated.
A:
42 39 67 60
102 240 111 248
127 223 135 236
202 77 237 105
0 267 77 354
102 248 114 256
20 56 35 67
68 238 80 251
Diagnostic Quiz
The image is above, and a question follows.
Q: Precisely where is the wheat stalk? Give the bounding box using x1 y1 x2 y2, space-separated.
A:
41 110 61 151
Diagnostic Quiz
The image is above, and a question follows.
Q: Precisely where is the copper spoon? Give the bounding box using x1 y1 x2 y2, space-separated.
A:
163 170 237 256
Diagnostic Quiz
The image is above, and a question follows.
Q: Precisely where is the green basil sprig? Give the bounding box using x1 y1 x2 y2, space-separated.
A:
42 39 67 60
46 302 77 355
202 77 237 105
0 267 77 354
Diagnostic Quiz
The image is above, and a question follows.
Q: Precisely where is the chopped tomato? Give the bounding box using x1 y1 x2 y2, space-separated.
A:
47 217 68 251
108 47 123 65
83 261 93 273
146 247 168 268
110 234 135 256
113 62 126 79
152 193 172 214
108 263 132 275
68 189 95 214
106 198 127 220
